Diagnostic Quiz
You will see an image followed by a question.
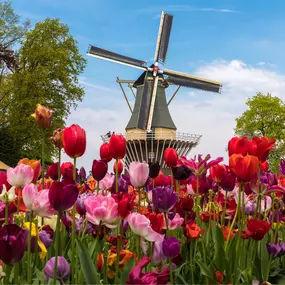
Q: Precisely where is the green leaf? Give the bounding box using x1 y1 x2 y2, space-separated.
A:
120 256 135 284
76 238 99 285
196 260 215 281
211 222 226 271
260 239 270 281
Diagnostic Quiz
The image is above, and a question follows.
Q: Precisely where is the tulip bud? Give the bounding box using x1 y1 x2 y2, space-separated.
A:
44 256 71 282
148 162 160 178
100 143 112 162
164 148 178 167
113 160 123 174
96 253 104 272
47 162 59 180
31 104 53 128
109 134 126 159
49 128 63 149
216 270 224 283
180 196 194 212
92 160 108 181
172 165 191 180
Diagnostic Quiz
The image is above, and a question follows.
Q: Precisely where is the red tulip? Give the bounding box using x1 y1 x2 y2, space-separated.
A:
60 162 74 179
180 196 194 212
147 212 164 234
228 137 257 157
62 124 86 158
246 218 271 240
0 172 11 191
48 181 78 212
48 162 59 180
164 148 178 167
261 161 269 172
100 143 112 162
229 154 259 183
92 160 108 181
109 134 126 159
113 160 123 174
210 164 227 183
117 193 135 219
251 137 275 162
153 171 166 186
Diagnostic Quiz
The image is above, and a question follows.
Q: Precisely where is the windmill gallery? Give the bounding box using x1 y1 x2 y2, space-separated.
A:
87 11 222 174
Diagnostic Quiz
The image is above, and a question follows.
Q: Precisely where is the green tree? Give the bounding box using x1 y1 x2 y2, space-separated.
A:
0 16 86 162
235 92 285 172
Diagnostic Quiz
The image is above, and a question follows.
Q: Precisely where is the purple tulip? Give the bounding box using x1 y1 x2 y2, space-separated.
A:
278 160 285 176
75 217 93 234
39 230 53 248
44 256 71 282
76 192 93 216
0 224 27 264
162 237 180 258
269 210 282 223
266 243 283 258
260 171 277 186
152 186 177 213
48 181 78 212
110 176 129 193
79 167 86 181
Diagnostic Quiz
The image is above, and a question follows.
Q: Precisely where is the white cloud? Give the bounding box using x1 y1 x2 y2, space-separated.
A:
63 59 285 169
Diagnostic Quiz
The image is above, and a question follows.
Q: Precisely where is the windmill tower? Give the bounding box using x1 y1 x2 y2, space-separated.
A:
87 12 222 174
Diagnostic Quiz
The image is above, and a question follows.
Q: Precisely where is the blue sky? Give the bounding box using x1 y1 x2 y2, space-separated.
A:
11 0 285 169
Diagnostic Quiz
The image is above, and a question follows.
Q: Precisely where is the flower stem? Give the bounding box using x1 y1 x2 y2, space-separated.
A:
97 180 100 195
58 147 61 181
53 212 61 284
136 235 140 262
27 211 33 284
221 191 228 227
169 258 174 285
42 129 45 190
225 184 241 250
4 264 12 285
164 212 169 237
115 159 119 193
5 198 8 225
115 220 124 285
71 157 77 284
190 241 194 284
138 188 141 213
195 175 200 222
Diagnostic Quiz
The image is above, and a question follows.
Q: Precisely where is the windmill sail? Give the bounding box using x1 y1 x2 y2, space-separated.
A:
154 12 173 64
87 45 148 70
163 69 222 93
137 80 152 129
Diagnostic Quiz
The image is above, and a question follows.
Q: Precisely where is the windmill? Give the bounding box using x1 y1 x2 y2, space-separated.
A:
87 11 222 174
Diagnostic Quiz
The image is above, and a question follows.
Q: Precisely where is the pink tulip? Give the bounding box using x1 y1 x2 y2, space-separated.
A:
128 213 164 242
22 184 56 217
163 213 184 230
84 195 118 228
128 162 149 188
7 165 34 187
99 173 114 191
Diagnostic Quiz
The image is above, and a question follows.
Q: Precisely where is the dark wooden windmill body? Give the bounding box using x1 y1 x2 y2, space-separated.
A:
88 12 222 174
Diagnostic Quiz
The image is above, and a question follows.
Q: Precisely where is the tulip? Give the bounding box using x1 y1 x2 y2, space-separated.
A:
164 213 184 230
100 143 112 162
260 171 277 186
148 162 160 178
228 136 256 156
0 185 17 203
113 160 123 174
99 173 115 191
126 256 170 285
162 237 180 258
109 134 126 159
229 154 259 183
22 184 56 217
62 124 86 158
185 223 202 239
180 196 194 212
0 224 27 264
246 218 271 240
261 161 269 172
92 160 108 181
0 172 11 192
266 243 283 258
60 162 74 179
128 162 149 188
251 136 275 162
210 164 227 183
49 128 63 149
84 194 119 227
128 213 164 242
172 165 191 181
76 192 92 216
147 213 164 233
18 158 41 184
164 148 178 167
48 162 59 180
31 104 53 129
152 186 177 213
153 171 167 186
216 271 224 283
7 164 34 187
110 176 129 193
44 256 71 282
220 166 236 191
39 229 53 249
48 181 78 212
79 167 86 181
117 193 135 219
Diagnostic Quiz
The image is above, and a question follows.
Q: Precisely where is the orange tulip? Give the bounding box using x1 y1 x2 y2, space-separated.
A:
229 154 259 183
31 104 53 128
185 223 202 239
18 158 41 184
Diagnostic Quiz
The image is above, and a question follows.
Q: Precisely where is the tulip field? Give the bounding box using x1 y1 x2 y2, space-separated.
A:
0 105 285 285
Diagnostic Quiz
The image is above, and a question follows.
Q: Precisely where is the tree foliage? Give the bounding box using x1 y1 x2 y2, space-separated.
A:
235 92 285 171
0 2 86 164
